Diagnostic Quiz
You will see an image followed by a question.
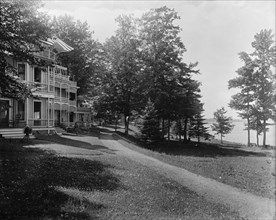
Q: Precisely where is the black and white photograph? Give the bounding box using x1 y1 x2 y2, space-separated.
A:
0 0 275 219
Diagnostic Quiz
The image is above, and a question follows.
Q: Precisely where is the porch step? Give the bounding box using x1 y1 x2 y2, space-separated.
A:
0 128 35 139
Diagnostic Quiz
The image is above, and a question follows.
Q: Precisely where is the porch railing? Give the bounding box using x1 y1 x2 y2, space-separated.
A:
7 120 26 128
28 119 54 127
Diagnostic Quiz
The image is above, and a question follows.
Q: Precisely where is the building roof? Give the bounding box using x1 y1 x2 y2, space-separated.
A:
48 37 74 53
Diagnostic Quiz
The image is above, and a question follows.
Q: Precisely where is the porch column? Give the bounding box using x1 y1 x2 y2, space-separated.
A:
47 98 49 133
68 84 70 126
60 83 62 126
47 66 50 92
52 98 54 128
26 98 29 126
67 105 69 127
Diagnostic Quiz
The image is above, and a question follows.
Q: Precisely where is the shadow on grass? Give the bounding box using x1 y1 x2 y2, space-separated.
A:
35 134 111 151
0 143 120 219
115 131 269 158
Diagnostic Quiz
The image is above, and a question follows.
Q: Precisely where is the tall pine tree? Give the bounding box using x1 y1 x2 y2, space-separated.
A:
211 107 235 144
140 99 162 143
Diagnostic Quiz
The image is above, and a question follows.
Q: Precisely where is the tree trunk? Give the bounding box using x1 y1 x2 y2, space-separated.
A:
162 118 165 139
220 134 223 144
124 115 129 135
197 135 200 143
247 116 251 147
167 119 170 141
183 117 188 142
256 132 259 147
263 119 266 147
178 119 182 142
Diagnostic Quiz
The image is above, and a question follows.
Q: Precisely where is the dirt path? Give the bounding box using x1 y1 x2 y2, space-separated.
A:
35 133 275 219
96 132 275 220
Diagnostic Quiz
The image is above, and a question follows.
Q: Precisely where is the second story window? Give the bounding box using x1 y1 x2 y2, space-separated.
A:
18 64 26 80
34 67 42 83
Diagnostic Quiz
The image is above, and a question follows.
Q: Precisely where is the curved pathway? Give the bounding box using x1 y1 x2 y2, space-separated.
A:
98 132 275 220
35 132 275 219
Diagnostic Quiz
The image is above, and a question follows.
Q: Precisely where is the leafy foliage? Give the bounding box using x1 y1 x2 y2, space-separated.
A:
139 7 199 121
100 15 143 134
229 29 276 146
51 15 104 96
95 7 202 137
211 107 234 143
0 0 51 100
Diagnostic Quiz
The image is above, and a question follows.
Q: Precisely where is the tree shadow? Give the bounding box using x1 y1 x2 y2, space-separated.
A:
149 140 269 157
99 127 115 133
0 145 121 219
115 131 269 158
35 134 111 151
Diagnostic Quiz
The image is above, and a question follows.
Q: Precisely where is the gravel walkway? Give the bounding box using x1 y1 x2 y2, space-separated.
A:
33 133 275 219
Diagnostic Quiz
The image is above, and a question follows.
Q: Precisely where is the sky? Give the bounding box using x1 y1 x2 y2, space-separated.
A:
42 0 275 119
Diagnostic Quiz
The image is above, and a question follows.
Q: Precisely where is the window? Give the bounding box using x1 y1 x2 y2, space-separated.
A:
34 67 42 82
18 64 26 80
18 102 25 120
70 112 74 122
34 102 41 119
69 92 76 101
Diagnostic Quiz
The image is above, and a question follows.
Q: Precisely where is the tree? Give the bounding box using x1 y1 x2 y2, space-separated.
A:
175 76 201 142
248 105 264 147
229 29 276 147
189 110 211 143
102 15 143 134
140 99 162 143
138 6 199 138
211 107 234 143
250 29 276 147
0 0 51 100
229 52 255 147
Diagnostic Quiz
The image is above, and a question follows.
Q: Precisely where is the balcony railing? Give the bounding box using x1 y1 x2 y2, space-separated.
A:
28 82 50 93
50 74 77 87
33 50 56 61
70 100 77 106
54 96 69 104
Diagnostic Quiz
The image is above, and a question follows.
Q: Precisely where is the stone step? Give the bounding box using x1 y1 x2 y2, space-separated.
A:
0 128 24 134
0 128 35 139
2 134 35 139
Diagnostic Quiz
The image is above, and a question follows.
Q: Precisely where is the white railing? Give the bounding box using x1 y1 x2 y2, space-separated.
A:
33 50 56 61
70 100 77 106
27 82 51 93
28 119 54 127
54 96 69 104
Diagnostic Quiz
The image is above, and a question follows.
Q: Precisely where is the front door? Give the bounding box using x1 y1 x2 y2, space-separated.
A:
0 100 10 128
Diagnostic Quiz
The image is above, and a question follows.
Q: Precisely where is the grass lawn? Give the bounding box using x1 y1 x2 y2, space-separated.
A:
0 139 120 220
114 130 276 199
1 129 274 219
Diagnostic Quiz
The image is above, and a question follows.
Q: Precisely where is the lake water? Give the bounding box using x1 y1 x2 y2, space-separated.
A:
206 120 275 146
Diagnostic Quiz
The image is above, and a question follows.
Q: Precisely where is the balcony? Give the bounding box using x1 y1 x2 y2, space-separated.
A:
49 65 77 87
54 96 69 104
33 50 56 61
28 82 54 98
